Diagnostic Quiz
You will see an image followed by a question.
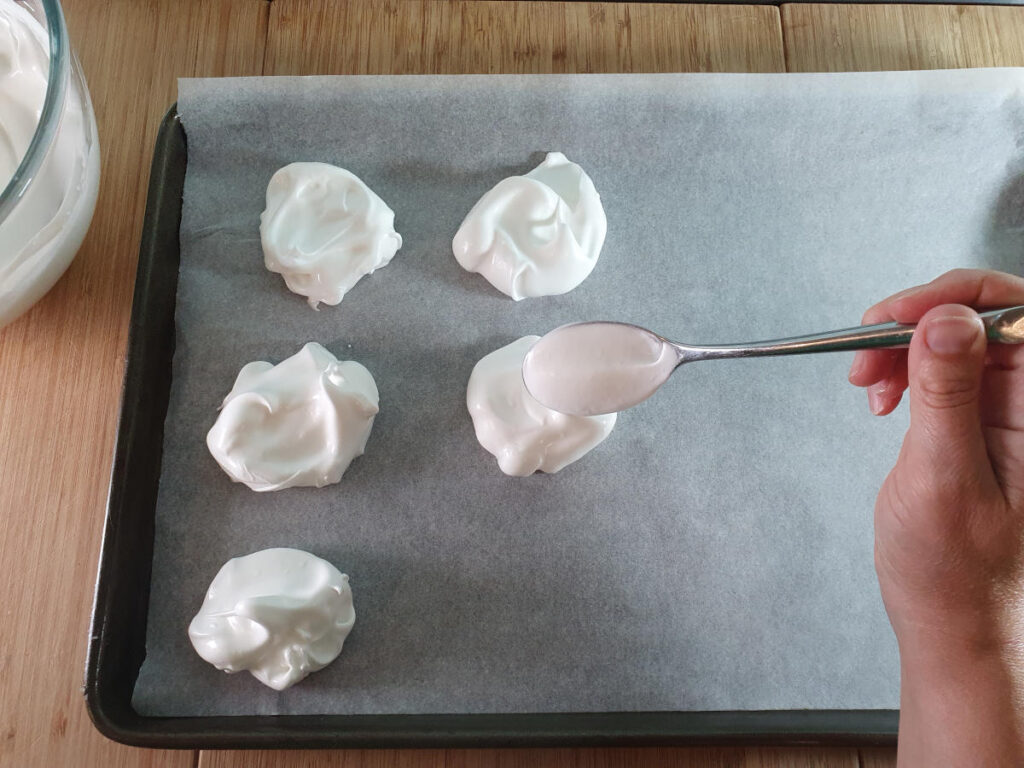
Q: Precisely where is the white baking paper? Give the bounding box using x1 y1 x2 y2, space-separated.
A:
132 70 1024 716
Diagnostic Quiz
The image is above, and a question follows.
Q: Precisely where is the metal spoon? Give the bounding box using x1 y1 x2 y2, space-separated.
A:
521 305 1024 416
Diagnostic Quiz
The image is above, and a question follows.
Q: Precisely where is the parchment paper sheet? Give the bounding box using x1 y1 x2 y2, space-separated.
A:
133 70 1024 716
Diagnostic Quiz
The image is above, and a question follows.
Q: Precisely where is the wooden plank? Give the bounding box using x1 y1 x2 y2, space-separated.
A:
264 0 785 75
742 749 857 768
782 4 1024 71
200 746 858 768
0 1 268 767
201 752 447 768
858 748 896 768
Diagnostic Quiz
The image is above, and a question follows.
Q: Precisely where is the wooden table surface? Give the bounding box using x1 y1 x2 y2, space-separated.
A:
3 1 1024 765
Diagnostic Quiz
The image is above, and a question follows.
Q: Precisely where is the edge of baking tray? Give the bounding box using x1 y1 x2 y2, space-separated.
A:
84 103 899 750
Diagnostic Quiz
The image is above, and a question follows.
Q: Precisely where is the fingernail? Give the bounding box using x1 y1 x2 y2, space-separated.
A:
923 315 983 356
868 384 886 415
848 352 865 382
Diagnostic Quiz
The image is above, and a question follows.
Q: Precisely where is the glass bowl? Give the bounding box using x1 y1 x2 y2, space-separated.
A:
0 0 100 329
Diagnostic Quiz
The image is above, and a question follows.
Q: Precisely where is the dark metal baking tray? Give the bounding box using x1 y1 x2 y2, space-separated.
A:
84 106 899 749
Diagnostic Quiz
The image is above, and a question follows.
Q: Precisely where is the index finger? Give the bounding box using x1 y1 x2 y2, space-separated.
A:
850 269 1024 387
883 269 1024 323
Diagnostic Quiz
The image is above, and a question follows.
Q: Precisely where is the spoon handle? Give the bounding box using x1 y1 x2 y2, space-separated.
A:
680 305 1024 361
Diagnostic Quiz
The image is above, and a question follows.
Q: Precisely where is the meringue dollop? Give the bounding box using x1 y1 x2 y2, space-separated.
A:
260 162 402 309
466 335 617 476
206 342 379 492
188 548 356 691
452 152 607 300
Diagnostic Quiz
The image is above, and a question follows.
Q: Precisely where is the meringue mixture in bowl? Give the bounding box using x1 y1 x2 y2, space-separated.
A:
0 0 100 329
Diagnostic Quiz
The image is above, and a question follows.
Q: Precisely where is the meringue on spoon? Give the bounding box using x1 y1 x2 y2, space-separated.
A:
522 306 1024 416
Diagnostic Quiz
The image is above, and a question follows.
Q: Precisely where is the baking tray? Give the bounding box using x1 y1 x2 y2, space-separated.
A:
84 105 898 748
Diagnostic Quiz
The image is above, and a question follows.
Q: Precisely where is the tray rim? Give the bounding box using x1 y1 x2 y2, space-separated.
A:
84 103 900 750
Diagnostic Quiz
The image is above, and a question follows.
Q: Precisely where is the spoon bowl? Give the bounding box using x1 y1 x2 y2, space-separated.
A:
522 321 678 416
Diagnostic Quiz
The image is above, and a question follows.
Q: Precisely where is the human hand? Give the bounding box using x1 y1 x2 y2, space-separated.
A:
849 268 1024 764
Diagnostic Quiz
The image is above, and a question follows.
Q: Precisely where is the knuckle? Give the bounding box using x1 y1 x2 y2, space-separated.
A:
862 305 889 325
940 267 974 282
914 374 978 411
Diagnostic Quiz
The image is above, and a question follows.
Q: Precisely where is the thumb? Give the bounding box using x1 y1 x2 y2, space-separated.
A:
905 303 989 483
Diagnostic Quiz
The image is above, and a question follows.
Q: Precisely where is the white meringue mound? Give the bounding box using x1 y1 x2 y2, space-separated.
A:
452 152 607 300
466 335 617 476
206 342 379 492
188 548 356 691
260 162 403 309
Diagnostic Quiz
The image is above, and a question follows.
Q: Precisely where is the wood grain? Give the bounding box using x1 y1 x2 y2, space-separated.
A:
199 747 859 768
264 0 785 75
782 4 1024 71
0 1 267 767
858 748 896 768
